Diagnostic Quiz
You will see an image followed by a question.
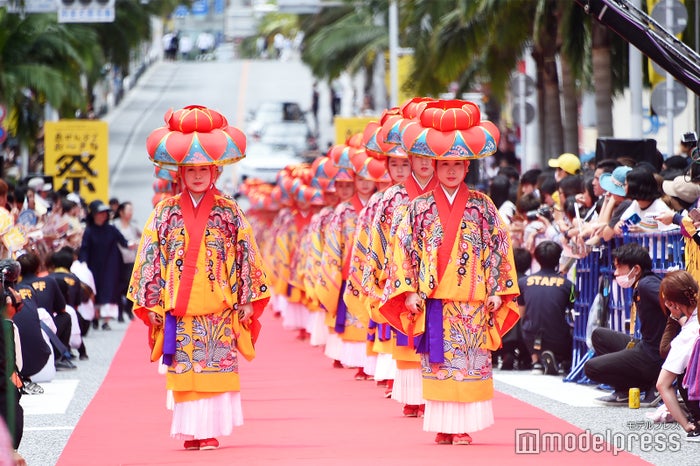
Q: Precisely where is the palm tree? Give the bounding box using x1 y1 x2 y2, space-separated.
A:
301 2 388 106
403 0 566 163
0 11 101 168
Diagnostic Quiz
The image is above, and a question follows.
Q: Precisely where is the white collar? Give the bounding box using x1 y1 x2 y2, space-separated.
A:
189 191 202 207
412 173 429 190
440 185 458 205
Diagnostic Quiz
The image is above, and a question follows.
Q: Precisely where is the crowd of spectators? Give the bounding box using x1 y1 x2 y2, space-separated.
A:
0 176 141 460
488 137 700 441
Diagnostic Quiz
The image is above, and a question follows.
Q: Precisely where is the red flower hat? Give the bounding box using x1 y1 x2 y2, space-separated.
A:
146 105 246 166
400 99 500 160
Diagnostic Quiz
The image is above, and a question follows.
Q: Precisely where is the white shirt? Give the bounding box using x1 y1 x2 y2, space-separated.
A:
620 198 679 232
663 309 700 375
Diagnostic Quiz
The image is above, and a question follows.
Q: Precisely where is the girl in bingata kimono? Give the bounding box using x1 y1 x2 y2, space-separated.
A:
128 105 270 451
380 99 520 445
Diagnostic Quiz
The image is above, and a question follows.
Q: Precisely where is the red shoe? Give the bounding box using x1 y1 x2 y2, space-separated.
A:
296 329 308 341
199 438 219 450
333 360 344 368
376 379 388 387
417 404 425 417
452 433 472 445
354 368 367 380
434 433 454 445
384 380 394 398
402 404 419 417
183 439 200 450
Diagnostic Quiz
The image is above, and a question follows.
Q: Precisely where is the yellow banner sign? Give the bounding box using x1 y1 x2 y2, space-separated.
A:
334 116 377 145
44 120 109 204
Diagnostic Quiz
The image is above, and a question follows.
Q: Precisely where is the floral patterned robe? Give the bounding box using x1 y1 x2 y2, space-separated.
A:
316 196 363 331
342 191 385 343
380 184 519 403
128 193 270 404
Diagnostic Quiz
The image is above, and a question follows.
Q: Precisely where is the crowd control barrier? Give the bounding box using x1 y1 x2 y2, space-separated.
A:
564 230 685 383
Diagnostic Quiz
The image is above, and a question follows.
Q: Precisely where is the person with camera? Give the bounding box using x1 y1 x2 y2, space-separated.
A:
613 166 678 236
584 242 667 405
581 165 633 244
518 241 574 375
517 191 561 274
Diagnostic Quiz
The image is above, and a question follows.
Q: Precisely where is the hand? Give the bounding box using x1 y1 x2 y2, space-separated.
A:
148 311 163 327
238 303 254 324
485 295 502 312
404 292 421 318
13 450 27 466
655 210 674 226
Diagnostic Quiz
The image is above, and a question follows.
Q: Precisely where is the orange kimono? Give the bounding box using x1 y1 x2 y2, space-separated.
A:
343 191 385 344
380 185 520 403
317 195 363 331
128 192 270 403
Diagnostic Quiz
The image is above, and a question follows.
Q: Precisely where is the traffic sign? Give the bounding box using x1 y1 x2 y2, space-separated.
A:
651 0 688 36
511 74 535 98
512 102 535 126
650 80 687 116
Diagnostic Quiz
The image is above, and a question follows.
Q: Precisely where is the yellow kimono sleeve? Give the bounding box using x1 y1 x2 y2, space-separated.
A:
316 211 343 317
378 210 419 335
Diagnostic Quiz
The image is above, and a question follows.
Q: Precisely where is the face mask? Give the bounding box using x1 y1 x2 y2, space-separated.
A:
615 268 637 289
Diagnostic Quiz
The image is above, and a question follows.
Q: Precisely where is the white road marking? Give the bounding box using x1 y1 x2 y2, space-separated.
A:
20 379 80 415
495 372 604 407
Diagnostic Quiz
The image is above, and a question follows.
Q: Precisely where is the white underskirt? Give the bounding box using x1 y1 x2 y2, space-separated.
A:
324 332 344 360
340 341 366 368
391 367 424 405
171 392 244 440
285 301 311 330
363 354 377 376
374 353 397 381
422 399 494 434
308 311 328 347
272 294 287 314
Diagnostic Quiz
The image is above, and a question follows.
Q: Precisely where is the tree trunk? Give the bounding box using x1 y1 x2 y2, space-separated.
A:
537 4 564 160
533 49 547 169
592 21 614 137
560 54 579 155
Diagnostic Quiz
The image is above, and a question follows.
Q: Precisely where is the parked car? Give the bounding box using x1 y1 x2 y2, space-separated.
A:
258 121 319 160
246 101 306 138
217 142 301 195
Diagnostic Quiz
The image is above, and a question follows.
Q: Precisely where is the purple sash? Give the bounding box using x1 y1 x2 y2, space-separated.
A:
377 323 392 341
395 329 408 346
683 338 700 400
415 298 444 363
162 311 177 366
394 329 419 347
334 281 348 333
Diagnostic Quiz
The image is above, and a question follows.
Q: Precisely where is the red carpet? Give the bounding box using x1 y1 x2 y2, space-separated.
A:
57 313 651 465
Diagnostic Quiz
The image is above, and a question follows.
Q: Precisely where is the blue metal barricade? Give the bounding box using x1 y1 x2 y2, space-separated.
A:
564 231 684 384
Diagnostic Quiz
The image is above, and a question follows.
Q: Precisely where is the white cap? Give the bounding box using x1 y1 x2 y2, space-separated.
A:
66 193 81 204
27 177 44 190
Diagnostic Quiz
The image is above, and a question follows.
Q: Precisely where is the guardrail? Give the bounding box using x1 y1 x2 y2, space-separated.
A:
564 230 685 383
